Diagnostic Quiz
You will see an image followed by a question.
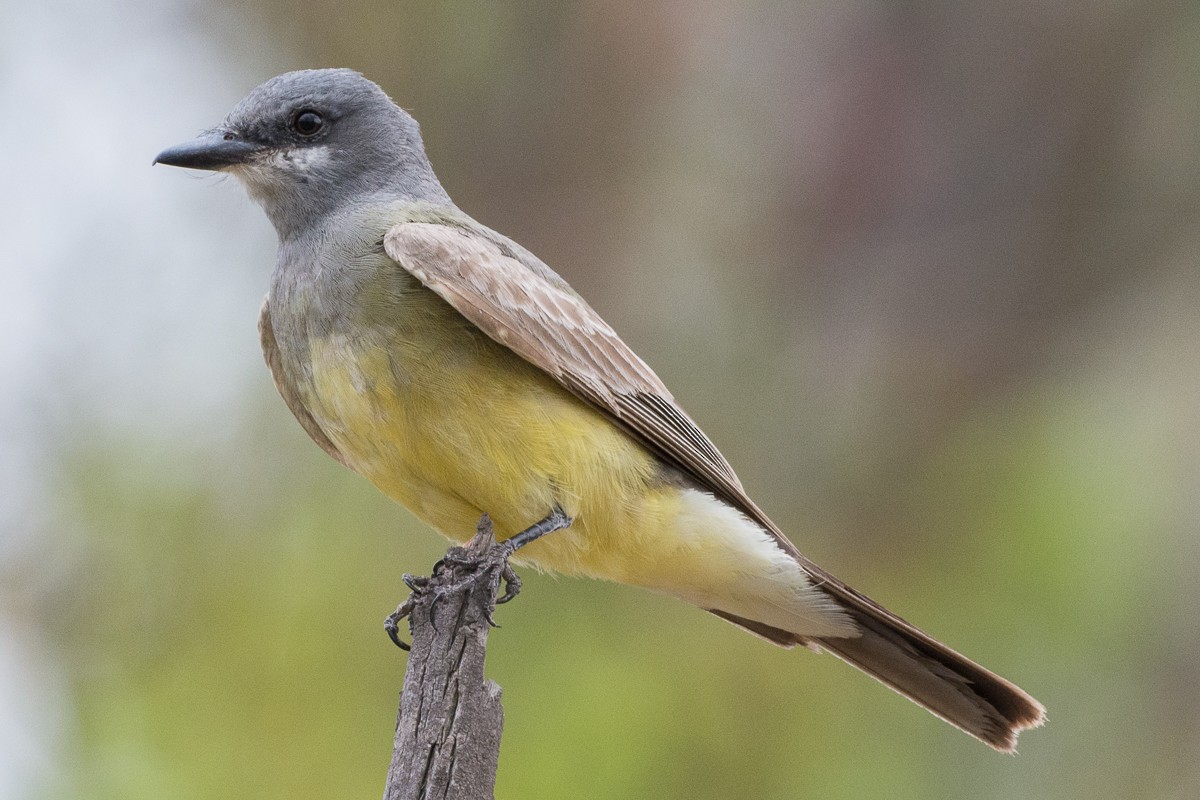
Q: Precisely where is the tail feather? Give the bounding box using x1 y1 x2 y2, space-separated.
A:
659 485 1043 750
709 604 1045 752
816 609 1045 752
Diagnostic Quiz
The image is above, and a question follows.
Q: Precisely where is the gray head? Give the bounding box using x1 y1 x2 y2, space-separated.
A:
155 69 451 239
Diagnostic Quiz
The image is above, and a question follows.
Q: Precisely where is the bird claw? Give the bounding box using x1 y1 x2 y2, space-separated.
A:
384 596 417 651
402 573 428 592
495 565 522 606
383 508 572 649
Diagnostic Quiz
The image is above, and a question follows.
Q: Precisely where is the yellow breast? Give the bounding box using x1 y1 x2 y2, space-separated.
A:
301 296 673 580
287 285 854 639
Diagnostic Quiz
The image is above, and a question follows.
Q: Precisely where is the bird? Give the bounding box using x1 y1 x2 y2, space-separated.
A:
155 68 1044 751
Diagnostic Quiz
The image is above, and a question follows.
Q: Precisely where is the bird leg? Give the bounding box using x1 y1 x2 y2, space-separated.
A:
385 506 573 649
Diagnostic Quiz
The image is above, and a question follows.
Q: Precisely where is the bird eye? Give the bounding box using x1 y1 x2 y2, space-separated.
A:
292 110 324 136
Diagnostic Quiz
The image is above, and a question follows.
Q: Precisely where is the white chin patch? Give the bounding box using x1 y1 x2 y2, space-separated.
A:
230 145 332 190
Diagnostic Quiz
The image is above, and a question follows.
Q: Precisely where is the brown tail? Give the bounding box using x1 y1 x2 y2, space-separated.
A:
816 608 1045 752
709 604 1045 752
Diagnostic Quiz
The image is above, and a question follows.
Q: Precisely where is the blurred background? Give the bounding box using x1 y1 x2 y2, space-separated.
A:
2 0 1198 797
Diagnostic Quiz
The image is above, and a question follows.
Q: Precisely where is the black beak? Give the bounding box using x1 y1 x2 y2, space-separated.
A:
153 131 267 170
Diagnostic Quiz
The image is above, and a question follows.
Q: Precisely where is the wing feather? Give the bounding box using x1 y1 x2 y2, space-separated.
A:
386 221 745 496
383 222 1006 665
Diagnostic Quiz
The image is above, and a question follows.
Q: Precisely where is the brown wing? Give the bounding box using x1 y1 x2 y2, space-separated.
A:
258 297 349 468
383 223 1044 750
384 222 746 497
384 224 829 560
383 222 979 623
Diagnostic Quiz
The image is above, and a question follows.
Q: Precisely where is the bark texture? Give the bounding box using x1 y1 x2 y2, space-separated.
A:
383 518 509 800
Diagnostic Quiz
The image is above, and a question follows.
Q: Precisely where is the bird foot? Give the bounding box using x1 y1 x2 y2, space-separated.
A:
384 507 572 650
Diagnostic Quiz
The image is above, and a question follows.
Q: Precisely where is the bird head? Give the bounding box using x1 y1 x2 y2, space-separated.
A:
155 69 449 238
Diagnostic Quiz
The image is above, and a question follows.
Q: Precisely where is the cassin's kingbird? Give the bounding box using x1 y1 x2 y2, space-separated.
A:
155 69 1044 751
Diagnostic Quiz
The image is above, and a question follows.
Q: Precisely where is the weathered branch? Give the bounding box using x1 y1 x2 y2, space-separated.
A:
382 516 511 800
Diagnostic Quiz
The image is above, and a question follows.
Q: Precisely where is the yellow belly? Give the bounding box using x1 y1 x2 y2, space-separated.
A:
304 323 679 581
297 313 853 638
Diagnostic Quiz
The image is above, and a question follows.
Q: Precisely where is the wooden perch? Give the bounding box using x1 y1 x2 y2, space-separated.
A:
381 515 528 800
382 509 572 799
